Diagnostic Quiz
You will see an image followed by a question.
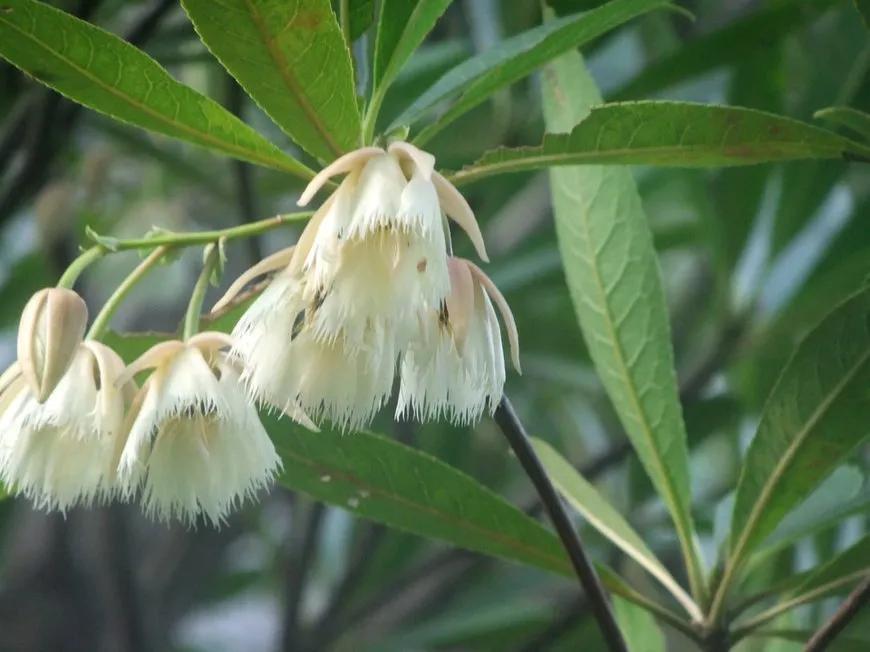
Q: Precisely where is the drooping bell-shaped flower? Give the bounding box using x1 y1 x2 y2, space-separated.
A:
0 341 132 511
220 141 502 432
296 141 489 349
117 333 286 526
226 268 395 432
397 258 520 425
17 287 88 403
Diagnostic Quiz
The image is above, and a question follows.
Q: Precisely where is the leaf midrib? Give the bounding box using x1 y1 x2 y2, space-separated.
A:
276 441 572 574
729 346 870 571
450 143 847 185
0 11 305 176
241 0 344 158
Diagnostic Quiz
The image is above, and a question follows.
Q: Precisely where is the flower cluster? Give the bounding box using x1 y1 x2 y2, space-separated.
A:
226 142 519 430
0 291 282 525
0 142 518 525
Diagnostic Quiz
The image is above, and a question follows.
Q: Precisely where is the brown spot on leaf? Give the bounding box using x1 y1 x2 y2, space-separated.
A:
724 145 756 159
288 9 324 31
417 258 427 273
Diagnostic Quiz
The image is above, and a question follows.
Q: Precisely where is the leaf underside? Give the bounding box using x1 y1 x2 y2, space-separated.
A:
541 45 702 595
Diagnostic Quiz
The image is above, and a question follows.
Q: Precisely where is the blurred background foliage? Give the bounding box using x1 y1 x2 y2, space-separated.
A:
0 0 868 651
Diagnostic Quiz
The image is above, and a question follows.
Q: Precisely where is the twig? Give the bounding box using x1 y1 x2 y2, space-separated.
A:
494 396 627 652
226 77 262 263
804 577 870 652
281 502 326 652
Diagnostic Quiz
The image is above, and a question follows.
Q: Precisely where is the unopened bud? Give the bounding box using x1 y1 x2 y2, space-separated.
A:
17 288 88 403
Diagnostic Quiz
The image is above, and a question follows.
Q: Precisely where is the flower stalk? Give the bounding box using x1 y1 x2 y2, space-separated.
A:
804 576 870 652
87 246 172 341
183 244 221 340
87 211 312 252
56 245 105 289
493 396 627 652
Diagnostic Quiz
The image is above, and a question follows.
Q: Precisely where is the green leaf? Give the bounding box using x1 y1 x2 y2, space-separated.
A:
372 0 453 94
855 0 870 29
532 438 701 620
181 0 361 162
734 539 870 638
754 629 869 651
727 286 870 580
746 468 868 574
336 0 375 40
815 106 870 142
268 418 573 575
449 102 870 186
541 46 704 600
613 595 666 652
610 0 839 101
712 42 785 276
790 535 870 597
391 0 672 143
0 0 315 179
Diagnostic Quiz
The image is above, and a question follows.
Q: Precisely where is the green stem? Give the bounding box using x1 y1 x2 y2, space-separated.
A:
363 86 387 145
96 212 312 252
86 246 171 341
706 557 739 629
183 245 220 340
56 246 105 289
730 572 870 643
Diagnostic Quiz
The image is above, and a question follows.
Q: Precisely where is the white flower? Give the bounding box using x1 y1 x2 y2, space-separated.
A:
397 258 521 425
228 270 394 432
216 142 507 432
296 142 489 348
117 333 283 526
0 341 132 511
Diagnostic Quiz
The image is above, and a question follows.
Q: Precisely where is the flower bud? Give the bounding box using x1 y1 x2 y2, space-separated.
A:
17 288 88 403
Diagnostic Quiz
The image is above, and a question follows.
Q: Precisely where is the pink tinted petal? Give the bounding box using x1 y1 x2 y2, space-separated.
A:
432 172 489 262
445 258 475 348
466 261 521 373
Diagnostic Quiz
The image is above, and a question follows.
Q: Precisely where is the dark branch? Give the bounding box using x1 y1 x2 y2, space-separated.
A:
804 576 870 652
493 396 627 652
281 502 325 652
226 77 262 263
